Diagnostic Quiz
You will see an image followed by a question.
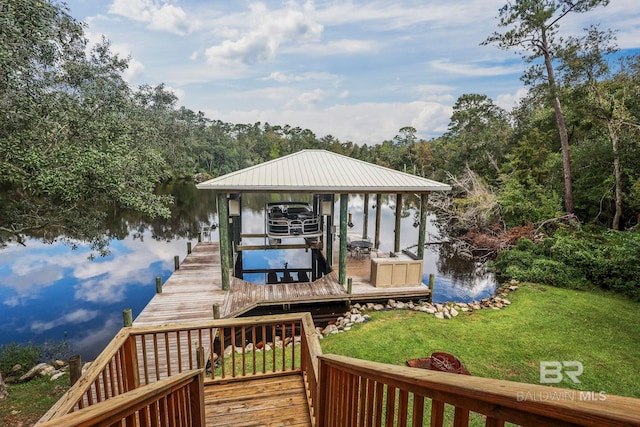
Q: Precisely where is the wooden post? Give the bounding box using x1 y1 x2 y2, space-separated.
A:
213 304 220 319
325 194 334 267
347 277 353 294
122 308 133 327
69 355 82 386
198 232 202 243
363 194 369 240
217 193 231 291
155 277 162 294
121 335 140 391
339 194 348 286
394 193 402 253
174 255 180 271
428 274 435 303
196 347 205 369
375 194 382 249
417 193 429 259
187 241 192 254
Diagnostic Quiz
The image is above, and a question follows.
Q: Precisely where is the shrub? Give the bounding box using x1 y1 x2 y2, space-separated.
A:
0 343 42 376
493 231 640 301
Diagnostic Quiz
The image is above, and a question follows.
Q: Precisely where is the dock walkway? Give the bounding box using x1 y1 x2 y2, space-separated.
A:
134 242 430 327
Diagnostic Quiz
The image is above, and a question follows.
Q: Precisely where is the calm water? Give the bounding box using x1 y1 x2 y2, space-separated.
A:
0 184 496 359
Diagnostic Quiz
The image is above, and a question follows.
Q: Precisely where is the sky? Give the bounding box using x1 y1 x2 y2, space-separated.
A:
64 0 640 144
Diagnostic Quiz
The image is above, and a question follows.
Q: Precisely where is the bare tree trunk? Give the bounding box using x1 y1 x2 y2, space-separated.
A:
608 122 623 229
542 31 574 215
0 372 7 400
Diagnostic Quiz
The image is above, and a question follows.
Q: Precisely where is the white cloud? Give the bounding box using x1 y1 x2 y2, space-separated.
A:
204 2 323 68
297 89 324 107
496 87 529 111
205 100 452 145
429 59 523 77
30 309 99 333
108 0 196 35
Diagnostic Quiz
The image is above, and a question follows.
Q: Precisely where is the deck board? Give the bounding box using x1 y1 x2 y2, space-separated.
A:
205 374 311 426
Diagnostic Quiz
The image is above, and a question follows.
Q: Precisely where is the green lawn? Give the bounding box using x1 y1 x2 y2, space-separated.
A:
320 283 640 398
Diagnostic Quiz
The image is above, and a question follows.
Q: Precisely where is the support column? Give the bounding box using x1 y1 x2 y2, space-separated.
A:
217 193 231 291
394 193 402 253
417 193 430 259
339 194 348 286
325 194 334 267
363 194 369 240
374 194 382 249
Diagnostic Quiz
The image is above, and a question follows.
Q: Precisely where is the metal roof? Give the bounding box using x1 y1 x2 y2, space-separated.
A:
196 149 451 193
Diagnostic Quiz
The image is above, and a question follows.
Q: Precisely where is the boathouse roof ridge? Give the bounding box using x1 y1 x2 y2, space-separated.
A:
196 149 451 193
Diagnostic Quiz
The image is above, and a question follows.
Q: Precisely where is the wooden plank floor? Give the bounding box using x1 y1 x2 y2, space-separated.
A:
204 374 311 426
135 242 430 327
134 242 226 326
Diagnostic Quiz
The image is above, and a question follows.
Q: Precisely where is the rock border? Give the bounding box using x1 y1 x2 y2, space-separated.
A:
317 281 520 338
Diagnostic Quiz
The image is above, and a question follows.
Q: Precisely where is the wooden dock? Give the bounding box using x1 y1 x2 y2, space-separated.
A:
134 242 430 327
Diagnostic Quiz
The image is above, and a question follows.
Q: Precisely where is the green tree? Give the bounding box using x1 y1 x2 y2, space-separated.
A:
0 0 172 248
434 94 511 183
483 0 610 216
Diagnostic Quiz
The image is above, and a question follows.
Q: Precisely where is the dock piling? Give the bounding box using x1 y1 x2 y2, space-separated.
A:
155 277 162 294
174 255 180 271
213 304 220 319
123 308 133 327
187 242 192 254
69 355 82 386
428 274 435 303
347 277 353 294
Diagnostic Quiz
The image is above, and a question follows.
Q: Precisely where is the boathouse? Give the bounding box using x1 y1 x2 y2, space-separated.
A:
196 149 451 292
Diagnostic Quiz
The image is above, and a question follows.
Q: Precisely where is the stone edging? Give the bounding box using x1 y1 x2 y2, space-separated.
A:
317 282 520 338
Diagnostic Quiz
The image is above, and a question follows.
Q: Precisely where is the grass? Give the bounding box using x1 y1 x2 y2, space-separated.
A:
0 374 69 427
320 283 640 398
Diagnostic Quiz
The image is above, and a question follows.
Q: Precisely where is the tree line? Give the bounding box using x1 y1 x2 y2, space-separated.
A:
2 0 640 251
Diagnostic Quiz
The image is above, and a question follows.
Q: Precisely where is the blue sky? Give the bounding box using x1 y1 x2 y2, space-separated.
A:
64 0 640 144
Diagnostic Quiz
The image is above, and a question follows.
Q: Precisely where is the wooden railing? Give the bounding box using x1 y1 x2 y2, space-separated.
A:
38 313 320 424
39 314 640 426
37 370 205 427
316 354 640 427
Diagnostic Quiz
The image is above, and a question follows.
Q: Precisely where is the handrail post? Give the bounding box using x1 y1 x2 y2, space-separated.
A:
190 370 206 427
121 334 140 392
316 357 329 427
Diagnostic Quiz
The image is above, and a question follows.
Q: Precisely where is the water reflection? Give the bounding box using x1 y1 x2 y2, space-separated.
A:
0 184 496 360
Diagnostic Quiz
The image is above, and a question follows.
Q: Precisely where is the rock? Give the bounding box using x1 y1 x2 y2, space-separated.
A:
323 324 338 335
434 312 445 320
449 308 459 317
388 299 396 306
502 299 511 305
373 304 385 311
362 314 372 321
435 304 444 312
366 303 375 309
51 372 66 381
245 343 254 352
395 301 406 309
509 285 519 291
19 363 55 382
53 360 66 369
224 345 234 357
11 364 22 374
353 303 362 309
